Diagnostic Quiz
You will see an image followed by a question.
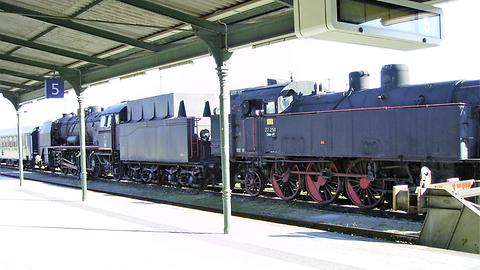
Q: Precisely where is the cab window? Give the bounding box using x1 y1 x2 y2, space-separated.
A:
106 115 112 128
277 95 293 113
100 115 111 127
266 101 276 114
100 115 107 127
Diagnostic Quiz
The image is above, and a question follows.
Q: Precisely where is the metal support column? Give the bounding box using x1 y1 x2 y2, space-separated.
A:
217 63 231 234
60 70 88 201
77 94 87 201
16 108 24 186
194 26 233 234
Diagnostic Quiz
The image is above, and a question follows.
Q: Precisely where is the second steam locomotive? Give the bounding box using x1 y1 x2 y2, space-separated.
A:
3 64 480 209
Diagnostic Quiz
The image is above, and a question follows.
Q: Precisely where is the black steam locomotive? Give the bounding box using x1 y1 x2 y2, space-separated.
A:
17 64 480 209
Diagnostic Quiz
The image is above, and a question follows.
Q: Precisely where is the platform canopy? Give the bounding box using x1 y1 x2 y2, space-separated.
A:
0 0 449 104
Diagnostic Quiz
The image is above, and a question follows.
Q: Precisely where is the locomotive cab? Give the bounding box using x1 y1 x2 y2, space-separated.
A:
98 103 127 149
226 81 318 158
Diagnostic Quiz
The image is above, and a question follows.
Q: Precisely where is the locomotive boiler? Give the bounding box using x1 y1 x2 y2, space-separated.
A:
43 106 106 175
51 106 103 146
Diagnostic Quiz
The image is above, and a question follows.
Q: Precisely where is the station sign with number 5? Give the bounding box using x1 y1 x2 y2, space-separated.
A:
45 79 65 99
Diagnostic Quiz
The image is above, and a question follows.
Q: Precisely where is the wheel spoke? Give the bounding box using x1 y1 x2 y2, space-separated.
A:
365 191 372 206
271 163 301 200
244 169 265 197
345 159 385 209
305 162 340 205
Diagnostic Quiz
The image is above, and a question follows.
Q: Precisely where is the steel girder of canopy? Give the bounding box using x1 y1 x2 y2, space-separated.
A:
19 11 294 102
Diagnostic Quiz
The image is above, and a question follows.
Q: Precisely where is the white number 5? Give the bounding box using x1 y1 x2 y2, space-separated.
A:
51 83 59 95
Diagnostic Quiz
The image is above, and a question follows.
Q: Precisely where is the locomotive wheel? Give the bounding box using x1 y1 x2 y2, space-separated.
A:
125 165 135 180
130 164 141 181
74 156 81 176
244 168 265 197
89 155 101 178
70 167 79 176
60 167 70 176
271 163 302 201
60 155 77 176
67 157 79 176
305 162 342 206
344 159 385 209
140 169 150 183
113 165 123 181
140 166 156 184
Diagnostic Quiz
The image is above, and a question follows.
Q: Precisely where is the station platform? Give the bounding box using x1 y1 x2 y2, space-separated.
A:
0 175 479 270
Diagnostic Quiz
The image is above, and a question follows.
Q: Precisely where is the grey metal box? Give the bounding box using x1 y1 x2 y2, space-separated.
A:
119 118 191 163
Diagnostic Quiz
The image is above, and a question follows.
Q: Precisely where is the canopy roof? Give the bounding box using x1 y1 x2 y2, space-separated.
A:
0 0 446 104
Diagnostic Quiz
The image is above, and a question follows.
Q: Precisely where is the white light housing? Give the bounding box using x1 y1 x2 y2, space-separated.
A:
294 0 443 50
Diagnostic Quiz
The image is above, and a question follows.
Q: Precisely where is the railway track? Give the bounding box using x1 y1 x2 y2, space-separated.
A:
0 165 421 243
2 163 422 221
208 185 423 221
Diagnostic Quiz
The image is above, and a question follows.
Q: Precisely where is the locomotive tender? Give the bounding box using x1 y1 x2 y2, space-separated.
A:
2 64 479 209
36 92 218 187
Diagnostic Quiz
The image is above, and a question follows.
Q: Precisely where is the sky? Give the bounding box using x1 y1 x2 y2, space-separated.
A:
0 0 479 130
